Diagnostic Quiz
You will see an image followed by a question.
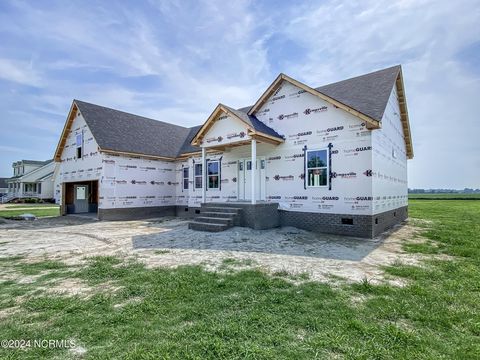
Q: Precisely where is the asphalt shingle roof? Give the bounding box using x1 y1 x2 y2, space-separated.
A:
178 125 203 155
75 100 194 159
222 105 284 139
0 178 8 188
315 65 400 122
74 65 400 158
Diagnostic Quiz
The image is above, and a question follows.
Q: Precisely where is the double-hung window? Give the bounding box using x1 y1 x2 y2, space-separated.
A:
76 132 83 159
207 160 220 189
306 149 328 187
194 163 203 189
183 167 189 190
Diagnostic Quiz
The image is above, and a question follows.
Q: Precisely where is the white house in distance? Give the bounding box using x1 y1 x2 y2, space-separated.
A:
4 160 55 202
53 65 413 238
0 178 7 198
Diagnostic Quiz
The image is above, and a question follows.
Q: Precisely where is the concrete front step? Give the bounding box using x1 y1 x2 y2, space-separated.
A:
188 221 230 232
200 206 242 214
200 211 237 219
195 216 233 226
190 204 242 232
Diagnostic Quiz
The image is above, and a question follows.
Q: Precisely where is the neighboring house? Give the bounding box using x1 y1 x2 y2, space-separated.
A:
53 65 413 238
0 178 8 197
5 160 55 201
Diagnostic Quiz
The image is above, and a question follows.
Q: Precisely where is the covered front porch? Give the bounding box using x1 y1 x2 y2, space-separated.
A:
5 181 42 200
191 103 284 206
200 138 270 205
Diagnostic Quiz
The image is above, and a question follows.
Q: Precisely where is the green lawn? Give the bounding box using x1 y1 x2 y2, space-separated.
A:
5 204 59 209
0 200 479 358
409 193 480 200
0 207 60 218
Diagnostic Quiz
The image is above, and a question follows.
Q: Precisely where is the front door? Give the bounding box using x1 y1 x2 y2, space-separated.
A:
238 158 266 201
74 185 89 213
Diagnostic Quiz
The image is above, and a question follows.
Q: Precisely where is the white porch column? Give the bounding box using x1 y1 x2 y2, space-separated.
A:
251 139 257 205
202 147 206 204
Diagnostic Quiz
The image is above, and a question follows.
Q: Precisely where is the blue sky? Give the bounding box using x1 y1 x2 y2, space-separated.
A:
0 0 479 188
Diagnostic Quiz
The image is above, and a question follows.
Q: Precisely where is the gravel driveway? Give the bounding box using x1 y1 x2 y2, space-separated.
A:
0 215 432 284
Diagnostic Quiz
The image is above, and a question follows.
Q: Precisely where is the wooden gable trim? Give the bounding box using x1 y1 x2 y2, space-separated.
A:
176 150 202 159
248 73 381 129
100 148 176 162
396 69 414 159
191 103 284 147
54 101 79 162
247 129 284 145
191 104 254 146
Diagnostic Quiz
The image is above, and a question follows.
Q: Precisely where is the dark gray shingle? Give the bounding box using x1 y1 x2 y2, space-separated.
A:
222 105 284 140
315 65 400 122
75 100 193 158
178 125 203 155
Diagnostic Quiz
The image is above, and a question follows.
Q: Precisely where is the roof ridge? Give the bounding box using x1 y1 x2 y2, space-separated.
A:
74 99 190 130
315 65 401 90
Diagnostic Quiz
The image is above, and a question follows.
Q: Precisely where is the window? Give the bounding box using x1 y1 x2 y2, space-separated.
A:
306 149 328 187
194 163 203 189
38 183 42 194
183 167 189 190
76 186 86 200
76 132 83 159
207 160 220 189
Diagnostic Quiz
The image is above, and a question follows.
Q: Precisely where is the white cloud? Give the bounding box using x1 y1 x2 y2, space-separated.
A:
0 58 41 86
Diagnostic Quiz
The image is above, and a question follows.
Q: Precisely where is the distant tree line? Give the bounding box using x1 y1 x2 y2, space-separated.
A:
408 188 480 194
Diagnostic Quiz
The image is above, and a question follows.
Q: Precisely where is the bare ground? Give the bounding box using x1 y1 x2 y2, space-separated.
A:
0 215 447 285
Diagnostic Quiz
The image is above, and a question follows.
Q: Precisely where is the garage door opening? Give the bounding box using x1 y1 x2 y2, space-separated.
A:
63 180 98 217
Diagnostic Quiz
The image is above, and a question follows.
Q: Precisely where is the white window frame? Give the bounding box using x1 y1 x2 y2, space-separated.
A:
75 132 83 159
194 163 203 189
182 167 189 190
305 148 329 188
207 160 220 190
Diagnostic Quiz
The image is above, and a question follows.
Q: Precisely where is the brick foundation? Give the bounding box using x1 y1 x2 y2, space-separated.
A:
175 205 199 219
280 206 408 238
97 203 408 238
98 206 176 221
372 206 408 237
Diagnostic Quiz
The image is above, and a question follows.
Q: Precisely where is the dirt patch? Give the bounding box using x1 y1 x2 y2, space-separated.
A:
0 306 20 320
113 296 143 309
0 216 449 286
16 270 52 284
46 278 122 299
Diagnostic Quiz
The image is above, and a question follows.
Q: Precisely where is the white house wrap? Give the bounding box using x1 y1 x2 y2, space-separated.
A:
53 65 413 237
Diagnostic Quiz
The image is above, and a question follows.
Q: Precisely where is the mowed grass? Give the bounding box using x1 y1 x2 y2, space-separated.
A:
5 204 59 209
0 207 59 218
409 193 480 200
0 200 479 358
